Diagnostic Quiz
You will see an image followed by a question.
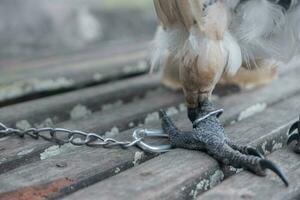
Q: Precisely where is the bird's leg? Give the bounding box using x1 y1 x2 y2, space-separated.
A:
287 117 300 154
160 100 289 186
160 110 206 151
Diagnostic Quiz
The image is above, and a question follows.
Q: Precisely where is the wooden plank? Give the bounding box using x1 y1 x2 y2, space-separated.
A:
60 93 300 200
0 74 160 128
0 50 147 85
198 149 300 200
60 89 183 133
0 50 148 105
217 65 300 125
0 40 148 73
0 85 299 199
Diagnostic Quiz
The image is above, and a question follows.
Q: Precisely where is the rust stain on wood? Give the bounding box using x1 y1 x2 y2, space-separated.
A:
0 177 74 200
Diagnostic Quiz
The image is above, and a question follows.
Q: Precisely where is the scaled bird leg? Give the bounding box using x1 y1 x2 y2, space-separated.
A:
287 117 300 154
225 139 265 159
159 100 289 186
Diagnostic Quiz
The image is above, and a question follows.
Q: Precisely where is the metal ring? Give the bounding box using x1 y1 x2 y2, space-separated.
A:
193 109 224 127
0 122 7 130
132 129 172 153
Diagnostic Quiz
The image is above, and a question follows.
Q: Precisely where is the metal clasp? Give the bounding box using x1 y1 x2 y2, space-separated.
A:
132 129 172 153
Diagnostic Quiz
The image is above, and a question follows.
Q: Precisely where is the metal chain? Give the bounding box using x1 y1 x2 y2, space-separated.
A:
0 122 143 149
0 109 225 153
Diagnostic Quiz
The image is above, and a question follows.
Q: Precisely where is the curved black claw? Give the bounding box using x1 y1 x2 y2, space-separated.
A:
287 119 300 154
246 147 265 159
287 133 300 146
259 159 289 187
288 119 300 135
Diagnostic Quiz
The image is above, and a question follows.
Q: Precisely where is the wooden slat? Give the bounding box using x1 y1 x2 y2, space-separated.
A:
0 51 147 85
0 77 299 199
60 93 300 200
0 49 148 105
0 40 148 72
198 149 300 200
217 65 300 125
60 90 183 133
0 74 160 128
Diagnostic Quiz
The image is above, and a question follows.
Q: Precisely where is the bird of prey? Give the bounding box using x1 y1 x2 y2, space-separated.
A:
151 0 299 119
151 0 300 185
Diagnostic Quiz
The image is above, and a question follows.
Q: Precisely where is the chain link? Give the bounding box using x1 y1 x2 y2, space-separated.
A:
0 122 143 149
0 109 225 153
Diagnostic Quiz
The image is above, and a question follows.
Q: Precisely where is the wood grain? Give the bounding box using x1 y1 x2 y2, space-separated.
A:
0 74 160 128
0 48 148 105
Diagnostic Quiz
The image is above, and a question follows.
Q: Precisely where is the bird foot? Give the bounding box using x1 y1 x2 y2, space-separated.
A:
287 117 300 154
159 100 289 186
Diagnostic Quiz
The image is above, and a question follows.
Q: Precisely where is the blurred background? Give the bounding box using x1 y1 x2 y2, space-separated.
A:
0 0 156 60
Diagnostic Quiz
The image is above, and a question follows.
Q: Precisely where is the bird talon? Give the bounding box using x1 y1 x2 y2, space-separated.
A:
158 100 288 187
259 159 289 187
246 147 265 159
287 133 300 145
287 118 300 154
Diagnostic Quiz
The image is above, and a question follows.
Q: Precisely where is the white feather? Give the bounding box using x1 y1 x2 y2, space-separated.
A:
223 31 242 75
231 0 300 64
150 25 188 72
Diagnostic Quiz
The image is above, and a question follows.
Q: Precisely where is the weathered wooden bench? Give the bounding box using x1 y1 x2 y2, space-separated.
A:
0 41 300 200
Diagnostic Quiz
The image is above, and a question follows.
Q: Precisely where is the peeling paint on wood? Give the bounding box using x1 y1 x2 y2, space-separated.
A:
144 112 159 125
40 144 79 160
133 151 144 166
114 167 121 174
70 104 92 120
0 178 74 200
190 170 224 199
237 103 267 121
15 120 32 130
0 78 74 102
17 148 34 157
122 60 148 75
101 100 123 111
93 73 104 81
104 127 120 138
34 118 55 129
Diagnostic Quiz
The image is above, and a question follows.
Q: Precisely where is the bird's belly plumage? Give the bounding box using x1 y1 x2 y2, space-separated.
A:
151 0 300 106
